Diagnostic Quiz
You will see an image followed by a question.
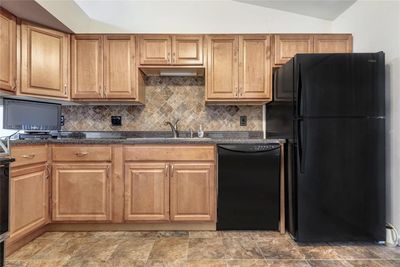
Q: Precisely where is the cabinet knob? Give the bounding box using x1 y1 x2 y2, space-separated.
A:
64 83 67 95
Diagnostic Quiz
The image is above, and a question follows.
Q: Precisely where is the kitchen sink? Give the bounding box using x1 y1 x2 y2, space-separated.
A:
125 137 211 140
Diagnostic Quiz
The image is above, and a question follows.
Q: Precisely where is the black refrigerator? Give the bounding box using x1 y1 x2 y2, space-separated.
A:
269 52 386 242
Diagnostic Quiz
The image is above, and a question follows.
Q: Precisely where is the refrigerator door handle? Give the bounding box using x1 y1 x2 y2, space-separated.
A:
297 65 303 117
297 119 304 173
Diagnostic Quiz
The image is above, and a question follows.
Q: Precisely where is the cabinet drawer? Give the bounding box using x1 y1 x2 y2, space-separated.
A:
52 146 112 162
11 145 48 167
124 145 215 161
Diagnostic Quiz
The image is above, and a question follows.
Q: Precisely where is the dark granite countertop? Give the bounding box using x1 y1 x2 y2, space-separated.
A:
9 131 286 145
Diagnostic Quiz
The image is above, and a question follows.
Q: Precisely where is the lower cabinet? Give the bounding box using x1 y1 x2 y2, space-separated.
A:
52 164 112 221
124 163 170 221
124 160 216 222
9 165 49 241
170 163 215 221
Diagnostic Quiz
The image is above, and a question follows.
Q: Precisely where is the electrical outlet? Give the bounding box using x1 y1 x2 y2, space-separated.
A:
111 116 122 126
60 115 64 126
240 116 247 126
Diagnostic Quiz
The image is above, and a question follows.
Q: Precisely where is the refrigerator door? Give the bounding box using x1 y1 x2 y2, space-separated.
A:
295 53 385 118
294 117 385 242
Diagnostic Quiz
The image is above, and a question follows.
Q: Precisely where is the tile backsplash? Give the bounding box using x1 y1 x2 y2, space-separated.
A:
61 77 263 132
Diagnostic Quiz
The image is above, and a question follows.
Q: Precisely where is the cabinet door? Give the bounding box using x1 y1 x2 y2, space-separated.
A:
124 163 169 221
274 35 313 65
52 164 111 221
9 165 49 241
0 9 16 92
206 35 239 100
239 35 272 100
172 35 203 65
20 22 69 98
71 35 103 99
139 35 171 65
170 163 215 221
104 35 136 99
314 34 353 53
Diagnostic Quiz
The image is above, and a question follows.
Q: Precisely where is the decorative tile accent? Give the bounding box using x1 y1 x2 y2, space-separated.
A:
61 77 263 132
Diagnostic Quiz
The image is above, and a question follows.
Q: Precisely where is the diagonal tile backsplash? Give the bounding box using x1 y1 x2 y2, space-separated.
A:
61 77 263 132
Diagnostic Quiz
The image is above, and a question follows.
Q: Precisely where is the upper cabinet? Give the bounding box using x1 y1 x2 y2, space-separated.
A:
274 34 353 65
20 21 70 99
104 35 136 99
206 35 239 100
71 35 103 99
239 35 272 100
139 35 203 65
139 35 171 65
0 8 17 92
172 35 203 65
274 34 313 65
314 34 353 53
206 35 272 103
71 35 141 101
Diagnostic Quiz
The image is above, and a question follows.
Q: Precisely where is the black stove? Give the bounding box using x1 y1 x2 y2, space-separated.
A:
0 157 14 267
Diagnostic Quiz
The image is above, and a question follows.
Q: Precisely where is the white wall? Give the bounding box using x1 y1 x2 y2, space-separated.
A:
37 0 332 33
333 0 400 232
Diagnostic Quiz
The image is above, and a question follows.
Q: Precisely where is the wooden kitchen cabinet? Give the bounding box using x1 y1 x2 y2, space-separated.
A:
314 34 353 53
273 34 313 65
20 21 70 99
206 35 272 103
139 35 203 65
71 35 103 99
104 35 136 98
273 34 353 65
123 145 216 222
172 35 203 65
71 35 139 101
139 35 171 65
9 164 49 241
0 8 17 92
52 164 112 221
170 163 215 221
124 162 169 221
206 35 239 100
239 35 272 100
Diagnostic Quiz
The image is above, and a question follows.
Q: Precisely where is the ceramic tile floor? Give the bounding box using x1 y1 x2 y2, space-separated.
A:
5 231 400 267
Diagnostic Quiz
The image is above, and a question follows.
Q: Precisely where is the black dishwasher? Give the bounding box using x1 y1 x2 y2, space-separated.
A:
217 144 281 230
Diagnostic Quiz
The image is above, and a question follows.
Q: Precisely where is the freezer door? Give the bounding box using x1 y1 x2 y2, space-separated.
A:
295 118 385 242
295 53 385 118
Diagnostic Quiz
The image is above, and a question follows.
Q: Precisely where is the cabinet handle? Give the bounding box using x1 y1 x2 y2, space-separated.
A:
172 52 176 63
239 87 243 97
106 165 110 179
44 164 50 179
170 164 174 177
104 87 107 97
167 52 171 63
75 152 88 157
12 80 17 90
21 154 35 159
64 83 67 95
165 164 169 177
235 87 238 97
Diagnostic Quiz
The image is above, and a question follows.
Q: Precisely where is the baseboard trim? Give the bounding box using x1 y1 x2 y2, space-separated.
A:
5 226 47 256
46 222 216 231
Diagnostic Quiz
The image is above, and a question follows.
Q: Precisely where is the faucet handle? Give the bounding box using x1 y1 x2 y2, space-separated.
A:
174 119 180 127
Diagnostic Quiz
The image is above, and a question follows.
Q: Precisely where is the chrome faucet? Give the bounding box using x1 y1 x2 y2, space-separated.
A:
164 119 180 138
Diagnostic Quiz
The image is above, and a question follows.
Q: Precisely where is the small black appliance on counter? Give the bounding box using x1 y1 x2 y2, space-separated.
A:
0 158 15 267
3 98 61 139
268 52 386 242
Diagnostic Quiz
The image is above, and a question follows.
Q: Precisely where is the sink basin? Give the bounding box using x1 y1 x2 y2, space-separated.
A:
125 137 211 140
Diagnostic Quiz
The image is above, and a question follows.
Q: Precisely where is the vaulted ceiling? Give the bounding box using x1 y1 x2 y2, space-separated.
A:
234 0 357 20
